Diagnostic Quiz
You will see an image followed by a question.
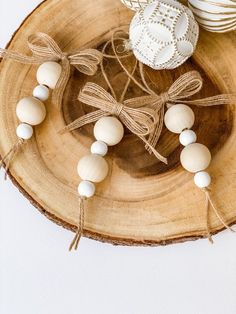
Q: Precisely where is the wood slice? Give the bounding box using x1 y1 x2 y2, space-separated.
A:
0 0 236 246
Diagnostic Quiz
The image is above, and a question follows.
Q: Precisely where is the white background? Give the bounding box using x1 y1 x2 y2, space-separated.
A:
0 1 236 314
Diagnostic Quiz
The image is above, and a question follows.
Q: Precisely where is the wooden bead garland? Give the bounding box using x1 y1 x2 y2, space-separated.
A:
69 116 124 250
0 59 63 176
164 104 234 242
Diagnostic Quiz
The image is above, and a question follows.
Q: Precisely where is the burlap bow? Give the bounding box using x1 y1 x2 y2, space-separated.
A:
0 32 102 110
60 82 167 164
127 71 236 152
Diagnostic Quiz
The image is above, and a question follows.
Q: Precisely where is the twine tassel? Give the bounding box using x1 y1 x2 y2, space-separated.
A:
69 197 85 251
203 188 234 243
0 138 24 180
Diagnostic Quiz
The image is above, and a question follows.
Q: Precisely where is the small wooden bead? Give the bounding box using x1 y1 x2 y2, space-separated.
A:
77 154 109 183
16 123 33 140
16 96 46 126
180 143 211 173
164 104 195 134
91 141 108 156
194 171 211 188
78 180 95 198
94 116 124 146
33 85 50 101
36 61 62 89
179 129 197 146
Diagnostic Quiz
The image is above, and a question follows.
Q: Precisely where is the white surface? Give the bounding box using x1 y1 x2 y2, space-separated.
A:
0 2 236 314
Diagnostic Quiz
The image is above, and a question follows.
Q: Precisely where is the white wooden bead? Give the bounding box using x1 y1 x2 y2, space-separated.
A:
78 181 95 198
91 141 108 156
16 123 33 140
36 61 62 89
164 104 195 134
77 154 109 183
33 85 50 101
16 96 46 126
94 117 124 146
180 143 211 173
179 130 197 146
194 171 211 188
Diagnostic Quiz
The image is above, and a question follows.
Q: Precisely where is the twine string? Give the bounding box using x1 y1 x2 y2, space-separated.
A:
0 32 103 110
0 138 24 179
69 197 85 251
203 188 235 243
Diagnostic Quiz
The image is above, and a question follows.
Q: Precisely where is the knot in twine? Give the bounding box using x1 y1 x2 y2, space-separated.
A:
0 32 103 110
60 82 167 164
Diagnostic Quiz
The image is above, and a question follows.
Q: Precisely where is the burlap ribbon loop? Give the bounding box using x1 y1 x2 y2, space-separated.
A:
0 32 103 109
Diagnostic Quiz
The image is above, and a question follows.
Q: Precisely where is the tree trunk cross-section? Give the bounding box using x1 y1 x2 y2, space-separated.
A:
0 0 236 246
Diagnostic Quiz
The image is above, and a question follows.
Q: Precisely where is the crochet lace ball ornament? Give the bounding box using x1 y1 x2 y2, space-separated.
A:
120 0 152 11
129 0 199 70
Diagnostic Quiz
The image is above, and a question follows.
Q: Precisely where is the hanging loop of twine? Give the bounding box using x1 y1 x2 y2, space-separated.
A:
0 32 103 110
60 82 167 164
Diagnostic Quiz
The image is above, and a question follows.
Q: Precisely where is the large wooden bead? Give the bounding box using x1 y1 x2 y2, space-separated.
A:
16 97 46 126
77 154 109 183
180 143 211 173
94 117 124 146
36 61 62 89
164 104 195 134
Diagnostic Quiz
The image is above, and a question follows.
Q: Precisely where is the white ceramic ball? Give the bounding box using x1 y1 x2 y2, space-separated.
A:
16 96 46 126
91 141 108 156
129 0 199 70
194 171 211 188
77 154 109 183
179 129 197 146
36 61 62 89
180 143 211 173
188 0 236 33
94 117 124 146
164 104 195 134
120 0 152 11
33 85 50 101
16 123 33 140
78 180 96 198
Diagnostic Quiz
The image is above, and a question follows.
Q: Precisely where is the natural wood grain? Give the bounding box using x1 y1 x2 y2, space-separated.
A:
0 0 236 246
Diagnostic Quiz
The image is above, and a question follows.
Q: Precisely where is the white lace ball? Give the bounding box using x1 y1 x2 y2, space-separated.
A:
91 141 108 156
16 123 33 140
120 0 152 11
179 129 197 146
188 0 236 33
78 180 96 198
129 0 199 69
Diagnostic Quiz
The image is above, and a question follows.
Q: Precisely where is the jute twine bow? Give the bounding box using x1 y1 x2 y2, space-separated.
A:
60 82 167 164
0 32 103 110
0 32 102 177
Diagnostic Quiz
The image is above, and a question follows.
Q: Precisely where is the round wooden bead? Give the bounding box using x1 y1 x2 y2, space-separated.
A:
91 141 108 156
33 85 50 101
36 61 62 89
94 117 124 146
180 143 211 173
164 104 195 134
194 171 211 188
78 180 95 198
16 123 33 140
16 96 46 126
77 154 109 183
179 129 197 146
